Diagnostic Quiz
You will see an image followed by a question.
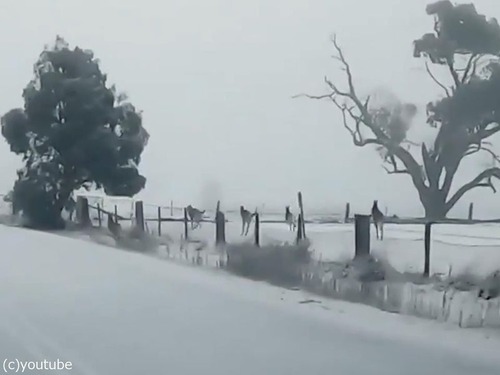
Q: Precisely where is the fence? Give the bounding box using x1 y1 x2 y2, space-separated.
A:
2 191 499 279
65 193 500 279
3 192 499 328
74 192 309 247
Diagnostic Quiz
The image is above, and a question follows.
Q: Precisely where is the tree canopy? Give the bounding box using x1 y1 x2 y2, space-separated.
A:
1 36 149 228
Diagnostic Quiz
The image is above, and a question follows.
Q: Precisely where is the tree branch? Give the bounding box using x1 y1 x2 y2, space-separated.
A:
465 142 500 163
387 145 429 195
447 60 460 88
294 91 381 147
296 35 427 195
383 154 410 175
383 166 410 175
428 123 499 204
330 35 357 97
461 54 479 84
335 101 363 145
326 35 389 141
425 61 451 97
332 98 382 147
476 123 500 141
445 167 500 212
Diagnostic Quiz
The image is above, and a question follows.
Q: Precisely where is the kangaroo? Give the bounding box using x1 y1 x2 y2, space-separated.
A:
107 213 122 238
285 206 296 231
186 205 205 229
240 205 256 236
371 200 384 240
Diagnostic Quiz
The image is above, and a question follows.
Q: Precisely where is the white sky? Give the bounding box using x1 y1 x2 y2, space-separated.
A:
1 0 500 217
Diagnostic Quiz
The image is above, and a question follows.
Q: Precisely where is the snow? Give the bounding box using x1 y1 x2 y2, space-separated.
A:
101 206 500 279
1 225 500 374
75 196 500 277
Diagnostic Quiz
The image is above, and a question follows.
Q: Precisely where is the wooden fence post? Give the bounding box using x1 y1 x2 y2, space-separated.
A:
297 192 306 239
157 206 162 236
114 205 118 223
215 210 226 246
344 202 350 223
254 211 260 247
424 222 432 277
468 203 474 221
97 203 102 227
76 196 91 227
183 207 189 241
170 200 173 216
9 191 17 215
296 213 303 244
135 201 145 232
354 214 370 258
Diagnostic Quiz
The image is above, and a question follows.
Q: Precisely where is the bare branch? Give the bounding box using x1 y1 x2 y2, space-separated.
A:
383 154 410 175
331 99 382 147
445 167 500 211
425 61 451 97
363 96 370 111
465 143 500 163
447 60 461 88
477 123 500 140
291 93 333 100
335 101 361 145
324 77 351 99
333 36 427 189
461 54 479 84
483 148 500 163
383 165 410 174
330 34 357 98
295 35 426 193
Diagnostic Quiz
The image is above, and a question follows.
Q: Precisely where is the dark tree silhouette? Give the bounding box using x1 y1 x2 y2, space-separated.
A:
300 1 500 219
1 36 149 229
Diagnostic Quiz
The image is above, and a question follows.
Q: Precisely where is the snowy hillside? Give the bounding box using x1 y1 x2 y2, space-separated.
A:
1 225 500 375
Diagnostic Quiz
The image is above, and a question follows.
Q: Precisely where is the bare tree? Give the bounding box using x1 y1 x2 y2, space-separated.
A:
298 1 500 219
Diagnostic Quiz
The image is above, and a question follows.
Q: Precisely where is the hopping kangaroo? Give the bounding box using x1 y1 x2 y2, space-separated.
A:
240 205 256 236
371 200 384 240
186 205 205 229
285 206 296 231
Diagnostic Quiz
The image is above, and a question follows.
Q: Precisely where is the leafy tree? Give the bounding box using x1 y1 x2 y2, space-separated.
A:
1 36 149 229
301 1 500 219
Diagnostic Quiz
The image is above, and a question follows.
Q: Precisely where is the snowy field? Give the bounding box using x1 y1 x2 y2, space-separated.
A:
114 215 500 280
60 195 500 280
2 196 499 278
1 224 500 374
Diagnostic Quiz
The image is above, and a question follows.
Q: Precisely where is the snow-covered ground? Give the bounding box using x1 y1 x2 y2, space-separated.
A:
107 217 500 279
73 195 500 279
1 225 500 375
3 195 500 279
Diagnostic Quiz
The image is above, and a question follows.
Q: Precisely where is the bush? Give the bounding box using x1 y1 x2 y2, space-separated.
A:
226 240 311 286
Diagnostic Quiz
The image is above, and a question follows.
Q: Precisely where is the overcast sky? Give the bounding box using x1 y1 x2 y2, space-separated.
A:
1 0 500 217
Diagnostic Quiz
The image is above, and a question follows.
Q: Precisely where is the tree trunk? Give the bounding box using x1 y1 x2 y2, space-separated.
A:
422 192 448 220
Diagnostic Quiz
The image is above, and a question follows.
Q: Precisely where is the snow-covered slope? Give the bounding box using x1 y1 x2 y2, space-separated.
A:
0 225 499 375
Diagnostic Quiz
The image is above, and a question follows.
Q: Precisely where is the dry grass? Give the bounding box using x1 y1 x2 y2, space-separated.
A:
225 240 311 286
